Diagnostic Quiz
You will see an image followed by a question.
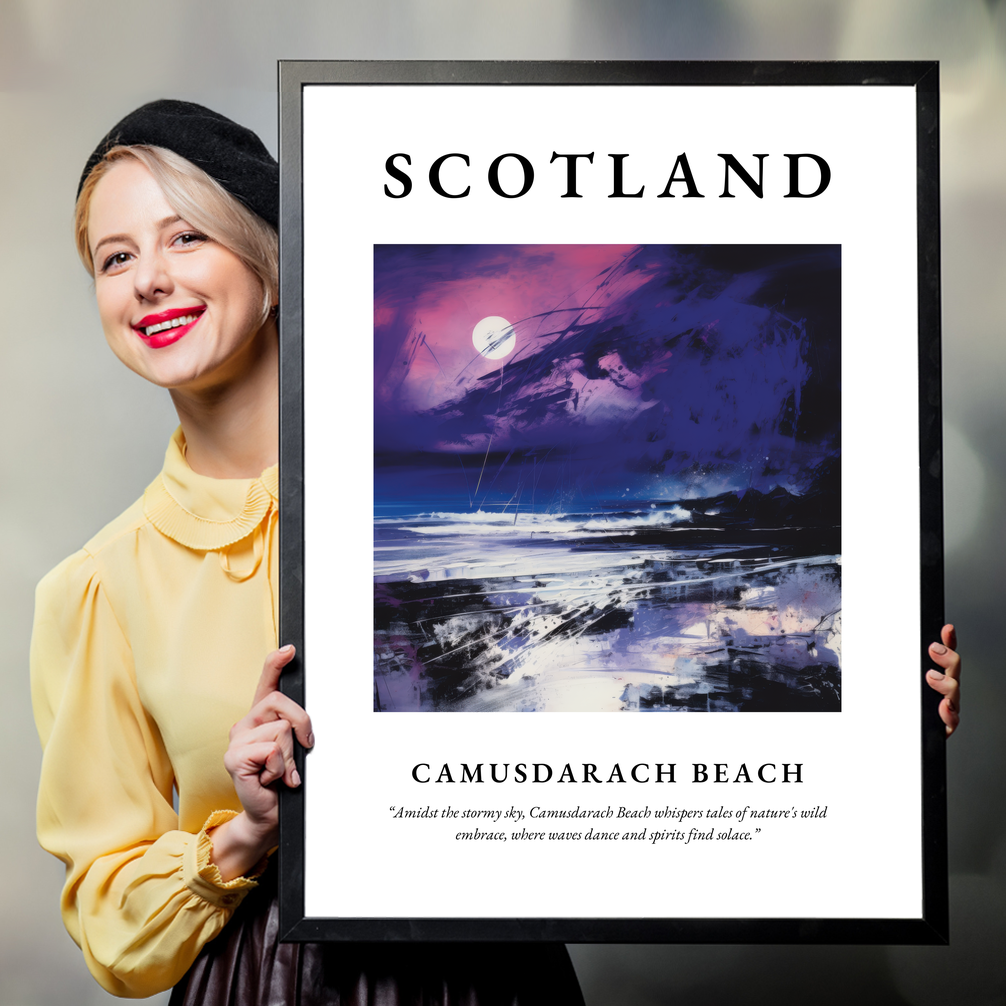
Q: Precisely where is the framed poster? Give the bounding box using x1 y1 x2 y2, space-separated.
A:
277 61 946 943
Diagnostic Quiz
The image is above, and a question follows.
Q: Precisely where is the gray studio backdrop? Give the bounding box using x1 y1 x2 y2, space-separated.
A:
1 2 1002 1004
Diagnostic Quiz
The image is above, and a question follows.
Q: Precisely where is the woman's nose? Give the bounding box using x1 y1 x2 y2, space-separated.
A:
133 249 173 302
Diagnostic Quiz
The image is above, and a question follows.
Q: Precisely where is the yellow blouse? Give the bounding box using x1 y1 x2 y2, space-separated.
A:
31 428 279 998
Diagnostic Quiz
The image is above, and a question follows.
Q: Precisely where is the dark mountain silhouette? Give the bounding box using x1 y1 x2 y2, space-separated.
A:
675 455 840 529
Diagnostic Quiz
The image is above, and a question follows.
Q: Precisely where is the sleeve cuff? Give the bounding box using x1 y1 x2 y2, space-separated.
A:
182 810 269 909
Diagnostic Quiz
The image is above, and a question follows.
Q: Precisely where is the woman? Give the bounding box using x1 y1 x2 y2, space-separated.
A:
31 100 586 1003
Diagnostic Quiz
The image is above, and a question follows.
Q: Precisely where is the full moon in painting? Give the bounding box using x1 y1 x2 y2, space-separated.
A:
472 316 516 359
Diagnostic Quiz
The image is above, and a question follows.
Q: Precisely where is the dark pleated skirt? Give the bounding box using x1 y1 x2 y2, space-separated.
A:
169 869 585 1006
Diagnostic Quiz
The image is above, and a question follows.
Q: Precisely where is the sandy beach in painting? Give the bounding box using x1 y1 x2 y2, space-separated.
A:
374 501 841 712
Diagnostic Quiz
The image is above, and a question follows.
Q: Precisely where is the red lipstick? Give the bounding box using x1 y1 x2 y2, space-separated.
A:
132 306 205 349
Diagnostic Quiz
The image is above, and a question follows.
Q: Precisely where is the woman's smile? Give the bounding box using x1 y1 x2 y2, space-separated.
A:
133 305 207 347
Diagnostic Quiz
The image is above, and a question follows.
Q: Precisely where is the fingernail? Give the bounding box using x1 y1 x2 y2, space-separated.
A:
280 644 295 654
946 700 956 713
306 732 315 748
928 670 944 679
931 643 947 655
292 768 301 787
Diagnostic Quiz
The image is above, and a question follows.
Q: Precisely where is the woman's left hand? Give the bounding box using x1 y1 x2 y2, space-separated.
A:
209 645 313 881
926 624 961 737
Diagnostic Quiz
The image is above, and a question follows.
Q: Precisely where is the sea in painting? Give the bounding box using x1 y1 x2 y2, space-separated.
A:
373 244 841 712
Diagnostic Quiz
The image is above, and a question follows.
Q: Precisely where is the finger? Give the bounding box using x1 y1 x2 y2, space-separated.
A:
926 669 959 704
246 690 314 749
224 739 287 786
926 670 961 738
941 624 957 652
258 742 287 787
233 720 301 788
252 645 296 707
939 697 960 737
928 641 961 680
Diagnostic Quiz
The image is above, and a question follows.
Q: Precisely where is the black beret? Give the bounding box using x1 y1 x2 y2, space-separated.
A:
78 99 278 228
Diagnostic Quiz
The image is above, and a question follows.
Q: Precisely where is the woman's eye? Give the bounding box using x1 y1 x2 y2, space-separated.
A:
173 231 208 248
101 251 132 273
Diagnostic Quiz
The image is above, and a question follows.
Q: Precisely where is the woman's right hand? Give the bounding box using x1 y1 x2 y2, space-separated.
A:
209 645 314 881
926 624 961 737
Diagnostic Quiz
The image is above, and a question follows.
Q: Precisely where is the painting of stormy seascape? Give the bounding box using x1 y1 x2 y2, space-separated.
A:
373 244 841 712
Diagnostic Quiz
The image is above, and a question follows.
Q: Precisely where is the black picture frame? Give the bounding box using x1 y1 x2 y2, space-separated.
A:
277 60 945 944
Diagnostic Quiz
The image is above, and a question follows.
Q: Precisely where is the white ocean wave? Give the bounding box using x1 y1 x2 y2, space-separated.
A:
375 506 693 538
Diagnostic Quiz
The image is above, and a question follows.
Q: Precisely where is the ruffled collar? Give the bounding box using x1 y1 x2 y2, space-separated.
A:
143 428 278 551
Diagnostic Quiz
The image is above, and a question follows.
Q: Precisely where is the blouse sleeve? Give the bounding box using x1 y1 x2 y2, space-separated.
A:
30 549 262 998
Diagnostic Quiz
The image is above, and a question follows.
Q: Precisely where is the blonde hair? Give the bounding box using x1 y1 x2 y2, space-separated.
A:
75 145 278 323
